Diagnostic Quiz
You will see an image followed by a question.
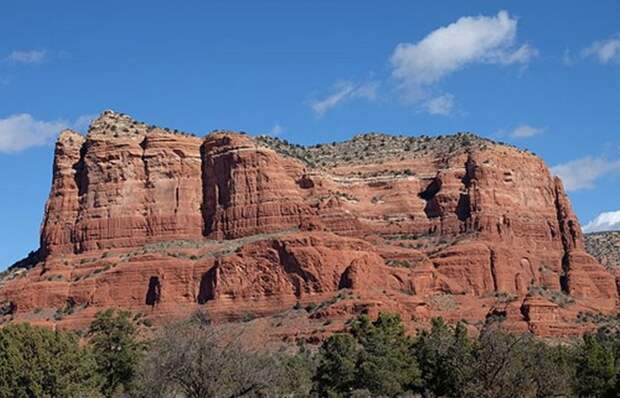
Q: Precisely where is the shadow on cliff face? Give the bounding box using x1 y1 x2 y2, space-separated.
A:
73 144 88 197
145 276 161 306
338 265 356 290
419 177 442 218
456 193 471 222
197 268 217 304
457 157 475 223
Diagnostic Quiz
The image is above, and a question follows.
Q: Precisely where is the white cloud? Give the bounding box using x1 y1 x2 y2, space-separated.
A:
423 94 455 115
310 80 379 116
495 43 538 64
498 124 544 139
583 210 620 233
7 50 46 64
390 10 536 100
270 123 284 136
582 36 620 64
0 113 91 153
551 156 620 191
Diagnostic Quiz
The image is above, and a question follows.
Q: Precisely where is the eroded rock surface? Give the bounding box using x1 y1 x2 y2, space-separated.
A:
1 110 617 339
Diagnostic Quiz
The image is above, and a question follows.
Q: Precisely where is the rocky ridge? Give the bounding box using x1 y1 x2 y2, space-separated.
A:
586 231 620 270
586 231 620 301
0 110 617 341
255 132 530 168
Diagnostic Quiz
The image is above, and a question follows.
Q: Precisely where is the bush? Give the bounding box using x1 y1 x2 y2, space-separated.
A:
462 329 574 398
575 334 617 397
0 323 102 397
136 321 298 398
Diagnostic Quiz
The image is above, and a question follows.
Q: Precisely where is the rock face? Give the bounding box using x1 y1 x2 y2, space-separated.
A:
202 133 313 239
0 110 617 339
41 113 205 255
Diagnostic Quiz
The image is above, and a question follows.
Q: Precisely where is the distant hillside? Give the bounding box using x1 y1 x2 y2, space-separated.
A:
586 231 620 269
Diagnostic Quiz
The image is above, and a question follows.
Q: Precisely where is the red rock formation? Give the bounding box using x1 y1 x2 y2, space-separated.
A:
41 111 205 254
40 130 86 255
1 111 617 339
202 132 314 239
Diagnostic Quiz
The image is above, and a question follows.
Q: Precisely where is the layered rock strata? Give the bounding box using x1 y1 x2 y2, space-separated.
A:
0 110 616 339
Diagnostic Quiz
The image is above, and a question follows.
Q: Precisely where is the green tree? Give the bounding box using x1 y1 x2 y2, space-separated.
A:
414 318 474 397
314 313 421 397
526 342 575 398
352 313 421 397
575 334 617 398
277 345 317 397
594 325 620 394
88 310 143 397
314 333 359 397
0 323 102 397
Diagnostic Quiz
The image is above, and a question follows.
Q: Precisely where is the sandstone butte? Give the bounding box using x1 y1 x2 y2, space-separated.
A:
0 109 617 342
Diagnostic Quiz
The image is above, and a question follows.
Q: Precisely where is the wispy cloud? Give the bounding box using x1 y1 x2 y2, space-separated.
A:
562 49 575 66
390 10 536 101
6 50 46 64
583 210 620 233
310 80 379 116
423 94 455 116
551 156 620 191
0 113 93 153
582 36 620 64
498 124 545 139
269 123 284 136
73 114 97 131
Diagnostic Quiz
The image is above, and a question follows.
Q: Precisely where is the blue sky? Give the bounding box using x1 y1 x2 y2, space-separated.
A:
1 1 619 267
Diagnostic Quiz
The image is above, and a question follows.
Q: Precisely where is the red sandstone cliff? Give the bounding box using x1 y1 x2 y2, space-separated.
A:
0 110 616 340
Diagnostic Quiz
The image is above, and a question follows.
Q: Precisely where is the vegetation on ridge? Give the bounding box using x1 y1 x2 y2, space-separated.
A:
256 132 529 167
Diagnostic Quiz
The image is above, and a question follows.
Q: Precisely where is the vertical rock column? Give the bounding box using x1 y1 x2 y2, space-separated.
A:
40 130 86 256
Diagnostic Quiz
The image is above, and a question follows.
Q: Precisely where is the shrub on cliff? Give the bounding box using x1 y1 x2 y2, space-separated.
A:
0 323 102 397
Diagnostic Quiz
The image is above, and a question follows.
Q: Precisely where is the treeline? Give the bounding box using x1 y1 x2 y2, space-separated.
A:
0 311 619 398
